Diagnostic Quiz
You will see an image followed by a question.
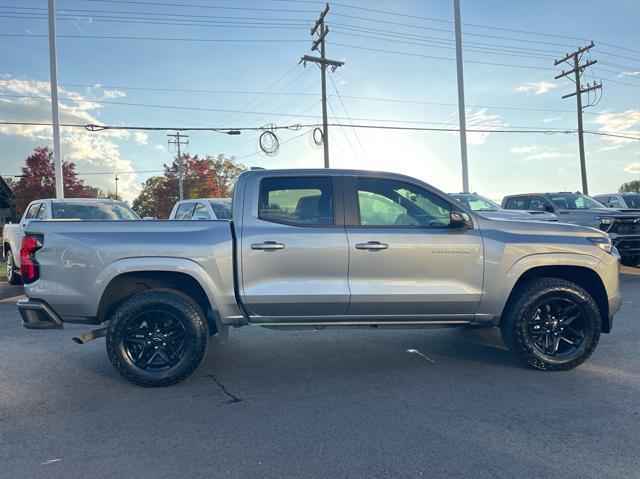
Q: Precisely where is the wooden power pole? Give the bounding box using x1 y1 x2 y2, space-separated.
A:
167 132 189 201
300 3 344 168
554 42 602 195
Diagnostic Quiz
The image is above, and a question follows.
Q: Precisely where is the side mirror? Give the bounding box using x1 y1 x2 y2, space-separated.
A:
450 211 473 229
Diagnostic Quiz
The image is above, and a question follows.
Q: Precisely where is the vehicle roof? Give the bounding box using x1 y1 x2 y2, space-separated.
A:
503 192 579 197
33 198 126 203
240 168 449 185
174 198 231 203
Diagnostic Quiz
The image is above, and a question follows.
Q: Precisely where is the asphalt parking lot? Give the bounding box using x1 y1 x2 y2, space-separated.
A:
1 267 639 479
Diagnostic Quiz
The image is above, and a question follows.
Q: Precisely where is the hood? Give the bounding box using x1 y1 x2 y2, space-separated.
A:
477 209 557 221
477 214 605 238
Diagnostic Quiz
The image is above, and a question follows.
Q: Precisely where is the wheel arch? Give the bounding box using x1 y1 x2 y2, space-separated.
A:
97 270 218 334
500 264 610 333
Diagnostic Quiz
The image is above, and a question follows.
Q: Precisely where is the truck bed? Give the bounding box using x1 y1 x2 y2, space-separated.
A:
22 220 239 322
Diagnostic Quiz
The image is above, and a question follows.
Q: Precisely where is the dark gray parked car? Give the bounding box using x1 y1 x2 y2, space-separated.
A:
502 192 640 265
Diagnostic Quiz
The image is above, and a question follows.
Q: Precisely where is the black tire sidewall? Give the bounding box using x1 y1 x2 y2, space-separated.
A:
621 255 639 267
503 279 601 370
106 290 208 387
518 290 597 367
6 253 21 285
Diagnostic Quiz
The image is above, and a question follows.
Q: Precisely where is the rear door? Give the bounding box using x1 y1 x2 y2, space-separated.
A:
240 173 350 319
344 176 483 318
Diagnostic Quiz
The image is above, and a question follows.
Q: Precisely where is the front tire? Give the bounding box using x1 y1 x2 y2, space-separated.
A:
106 289 209 387
5 252 21 285
621 255 639 267
500 278 601 371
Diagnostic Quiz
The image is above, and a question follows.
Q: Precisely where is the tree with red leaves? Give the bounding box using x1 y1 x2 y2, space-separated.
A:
132 153 245 219
13 147 94 213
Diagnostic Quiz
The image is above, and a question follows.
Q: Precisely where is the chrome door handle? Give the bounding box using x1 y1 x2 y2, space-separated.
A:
355 241 388 250
251 241 285 250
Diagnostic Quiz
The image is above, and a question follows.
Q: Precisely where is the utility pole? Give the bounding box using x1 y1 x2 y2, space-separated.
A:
167 132 189 200
554 41 601 195
114 173 119 200
300 3 344 168
453 0 469 193
48 0 64 198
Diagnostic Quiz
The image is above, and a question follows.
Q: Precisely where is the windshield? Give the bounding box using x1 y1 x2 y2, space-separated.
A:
549 193 605 210
623 195 640 208
208 200 232 219
451 194 501 211
51 202 139 220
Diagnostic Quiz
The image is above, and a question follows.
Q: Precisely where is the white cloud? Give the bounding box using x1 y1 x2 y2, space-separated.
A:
618 71 640 78
625 162 640 175
591 109 640 145
466 108 503 145
103 89 126 99
517 81 558 95
133 132 148 145
510 145 541 154
0 76 141 200
542 116 562 123
524 151 570 161
154 144 165 151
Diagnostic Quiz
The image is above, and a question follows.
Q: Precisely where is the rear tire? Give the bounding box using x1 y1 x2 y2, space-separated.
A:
500 278 601 371
5 251 21 285
621 255 639 267
106 289 209 387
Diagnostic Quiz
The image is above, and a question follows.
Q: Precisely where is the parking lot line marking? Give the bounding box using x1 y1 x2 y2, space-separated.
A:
40 459 62 465
0 295 24 303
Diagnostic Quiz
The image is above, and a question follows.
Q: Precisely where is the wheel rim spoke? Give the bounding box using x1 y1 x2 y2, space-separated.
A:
526 297 587 358
122 310 188 372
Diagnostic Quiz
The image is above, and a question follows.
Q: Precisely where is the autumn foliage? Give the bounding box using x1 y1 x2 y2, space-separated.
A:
132 153 246 218
13 147 94 213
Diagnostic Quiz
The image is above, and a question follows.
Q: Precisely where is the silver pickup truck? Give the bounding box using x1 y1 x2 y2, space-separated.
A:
18 169 621 387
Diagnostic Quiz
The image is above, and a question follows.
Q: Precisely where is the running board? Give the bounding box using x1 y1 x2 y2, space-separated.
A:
253 320 473 330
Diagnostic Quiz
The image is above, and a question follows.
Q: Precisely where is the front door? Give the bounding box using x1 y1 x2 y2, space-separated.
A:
240 174 350 319
344 176 484 319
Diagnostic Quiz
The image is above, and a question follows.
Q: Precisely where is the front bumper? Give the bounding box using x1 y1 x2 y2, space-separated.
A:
18 299 63 330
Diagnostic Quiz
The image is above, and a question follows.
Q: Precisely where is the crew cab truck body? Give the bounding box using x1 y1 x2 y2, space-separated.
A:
3 198 139 285
18 170 622 386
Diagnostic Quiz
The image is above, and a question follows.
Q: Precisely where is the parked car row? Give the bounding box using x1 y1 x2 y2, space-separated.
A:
501 192 640 266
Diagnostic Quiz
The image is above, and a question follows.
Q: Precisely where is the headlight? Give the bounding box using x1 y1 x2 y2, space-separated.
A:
588 236 613 254
596 216 613 231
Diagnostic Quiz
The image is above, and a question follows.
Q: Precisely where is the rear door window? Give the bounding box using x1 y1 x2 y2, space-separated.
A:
174 203 195 220
608 196 623 208
529 196 553 212
24 203 41 220
191 203 210 220
259 177 334 226
505 197 529 209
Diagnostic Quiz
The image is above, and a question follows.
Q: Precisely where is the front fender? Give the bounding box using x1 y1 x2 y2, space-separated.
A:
477 252 604 321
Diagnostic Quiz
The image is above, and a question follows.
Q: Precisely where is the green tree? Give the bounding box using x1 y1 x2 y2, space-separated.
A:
132 176 167 218
619 180 640 193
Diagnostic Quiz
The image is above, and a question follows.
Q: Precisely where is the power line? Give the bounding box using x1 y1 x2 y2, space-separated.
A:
0 33 309 43
0 79 607 115
79 0 317 13
3 120 637 140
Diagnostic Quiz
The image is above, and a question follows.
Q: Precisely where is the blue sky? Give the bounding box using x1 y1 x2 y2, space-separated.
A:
1 0 639 202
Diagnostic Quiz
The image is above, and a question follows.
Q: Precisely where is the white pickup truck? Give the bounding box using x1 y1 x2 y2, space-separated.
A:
3 198 139 284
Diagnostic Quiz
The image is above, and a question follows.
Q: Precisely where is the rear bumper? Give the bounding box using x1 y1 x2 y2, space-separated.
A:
18 299 63 330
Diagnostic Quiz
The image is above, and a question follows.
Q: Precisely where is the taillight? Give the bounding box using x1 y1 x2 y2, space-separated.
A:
20 235 43 283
